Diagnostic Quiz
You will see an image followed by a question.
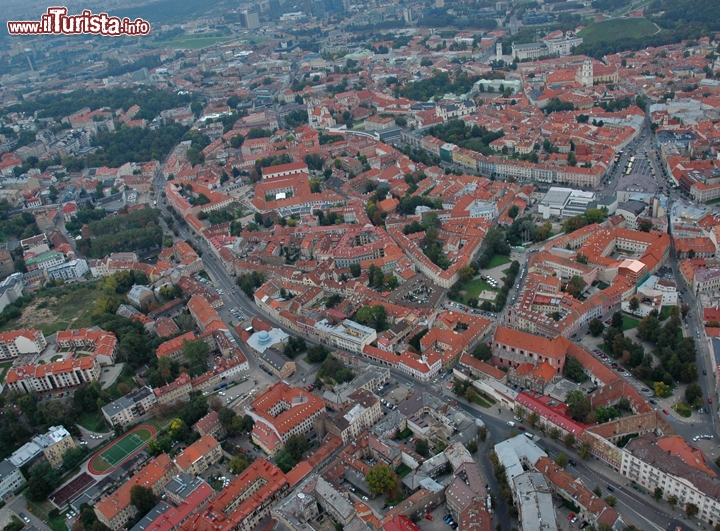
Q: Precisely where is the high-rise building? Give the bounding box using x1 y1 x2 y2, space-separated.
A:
240 10 260 28
269 0 282 20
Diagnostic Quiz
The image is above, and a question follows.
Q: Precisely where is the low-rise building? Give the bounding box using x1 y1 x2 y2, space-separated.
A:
246 382 326 456
0 460 25 500
260 348 296 379
622 433 720 526
9 425 75 469
174 435 222 476
0 329 46 360
102 386 157 427
95 454 178 531
317 389 383 444
193 411 226 440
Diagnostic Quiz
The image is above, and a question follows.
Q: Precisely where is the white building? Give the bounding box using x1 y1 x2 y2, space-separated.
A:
622 433 720 526
0 460 25 500
538 187 596 219
101 386 157 427
46 259 89 281
636 275 678 306
314 319 377 353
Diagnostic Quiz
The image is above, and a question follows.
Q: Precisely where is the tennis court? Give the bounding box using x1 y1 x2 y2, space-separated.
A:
89 426 155 474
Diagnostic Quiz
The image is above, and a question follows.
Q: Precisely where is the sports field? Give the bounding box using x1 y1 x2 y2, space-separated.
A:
88 426 155 474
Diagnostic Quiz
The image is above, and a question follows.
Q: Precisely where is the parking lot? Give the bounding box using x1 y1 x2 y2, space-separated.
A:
389 276 444 308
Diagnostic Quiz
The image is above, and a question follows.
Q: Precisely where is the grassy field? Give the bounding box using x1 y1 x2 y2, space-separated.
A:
78 410 110 433
90 427 154 473
487 254 511 269
579 17 657 43
452 278 498 305
0 285 99 335
0 361 11 383
672 402 692 418
623 316 640 330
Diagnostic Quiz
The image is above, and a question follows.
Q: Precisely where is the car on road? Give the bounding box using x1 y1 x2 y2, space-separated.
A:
425 515 434 521
649 399 657 405
19 514 30 523
506 421 515 427
569 459 577 466
704 369 707 375
663 409 670 415
606 485 614 492
517 425 526 431
710 398 714 404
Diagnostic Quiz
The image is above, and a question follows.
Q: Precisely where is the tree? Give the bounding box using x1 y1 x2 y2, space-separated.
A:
350 263 361 277
472 343 493 362
611 312 623 329
307 345 330 364
182 338 210 368
130 485 157 518
228 455 250 474
686 502 699 518
563 433 576 448
652 487 663 501
685 383 703 407
285 434 309 462
63 446 89 470
275 451 295 473
416 439 429 457
566 275 587 298
549 427 560 440
654 381 671 398
26 461 62 501
528 412 539 428
555 452 569 468
365 464 398 495
593 485 602 497
458 266 476 284
564 357 589 383
4 521 24 531
466 439 478 454
629 297 640 312
579 443 591 459
589 318 605 337
478 425 488 442
508 205 519 219
605 495 617 507
566 390 591 422
638 219 653 232
668 495 678 508
576 253 588 264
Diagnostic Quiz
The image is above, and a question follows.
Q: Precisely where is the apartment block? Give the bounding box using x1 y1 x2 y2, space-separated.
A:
0 329 46 360
246 382 326 456
174 435 222 476
102 386 157 427
0 460 25 500
9 425 75 468
95 454 178 531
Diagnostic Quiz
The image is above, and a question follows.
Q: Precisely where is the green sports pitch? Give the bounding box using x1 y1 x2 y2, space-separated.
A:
89 426 154 474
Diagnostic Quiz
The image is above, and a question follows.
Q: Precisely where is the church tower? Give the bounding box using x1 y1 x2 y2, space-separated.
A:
577 57 593 87
496 42 503 61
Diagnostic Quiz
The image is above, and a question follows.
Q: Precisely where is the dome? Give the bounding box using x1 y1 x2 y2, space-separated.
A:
257 330 271 344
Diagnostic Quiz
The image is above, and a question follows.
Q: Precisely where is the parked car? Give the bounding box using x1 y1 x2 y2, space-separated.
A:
662 409 670 415
568 513 576 521
425 515 434 521
568 460 577 466
606 485 615 492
